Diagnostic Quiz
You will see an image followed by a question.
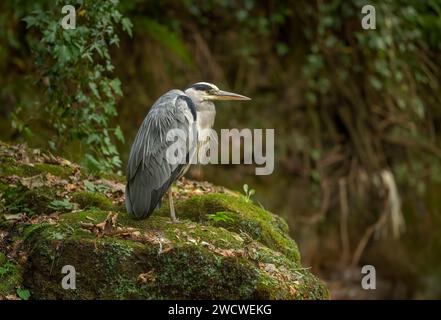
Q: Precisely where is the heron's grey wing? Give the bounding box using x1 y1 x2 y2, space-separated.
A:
125 91 196 219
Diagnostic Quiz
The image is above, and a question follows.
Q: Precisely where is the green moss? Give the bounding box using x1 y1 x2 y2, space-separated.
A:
157 194 300 263
62 210 245 251
33 163 73 178
0 162 40 177
71 191 114 211
0 160 73 179
0 142 328 299
19 209 328 299
98 172 126 183
1 184 58 216
0 252 6 265
0 254 23 297
0 182 8 193
22 223 51 241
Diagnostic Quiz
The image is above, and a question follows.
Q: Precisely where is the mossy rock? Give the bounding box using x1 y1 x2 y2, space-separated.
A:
157 194 300 263
0 141 329 299
71 191 114 211
22 210 328 299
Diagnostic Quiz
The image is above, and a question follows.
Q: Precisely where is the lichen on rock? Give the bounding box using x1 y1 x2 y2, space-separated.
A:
0 141 329 300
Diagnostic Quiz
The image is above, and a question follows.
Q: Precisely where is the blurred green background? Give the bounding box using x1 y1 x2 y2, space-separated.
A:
1 0 441 299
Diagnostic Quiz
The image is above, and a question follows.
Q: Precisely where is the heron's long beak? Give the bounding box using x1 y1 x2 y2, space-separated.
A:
210 90 251 101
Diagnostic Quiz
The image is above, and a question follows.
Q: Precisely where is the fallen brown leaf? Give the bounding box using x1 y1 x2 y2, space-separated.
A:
200 240 244 257
137 270 156 284
288 285 297 296
64 183 77 192
45 173 57 184
80 212 118 237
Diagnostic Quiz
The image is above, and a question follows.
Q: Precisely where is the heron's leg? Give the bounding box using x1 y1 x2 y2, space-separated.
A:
169 188 177 222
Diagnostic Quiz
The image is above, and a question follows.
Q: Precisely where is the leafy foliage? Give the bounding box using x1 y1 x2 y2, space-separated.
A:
48 199 73 211
1 0 441 298
16 0 132 172
2 184 36 216
299 0 441 193
0 261 14 277
207 211 235 223
16 288 31 300
84 180 110 194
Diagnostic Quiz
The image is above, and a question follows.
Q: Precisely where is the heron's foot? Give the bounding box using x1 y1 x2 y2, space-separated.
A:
170 217 180 224
170 208 179 223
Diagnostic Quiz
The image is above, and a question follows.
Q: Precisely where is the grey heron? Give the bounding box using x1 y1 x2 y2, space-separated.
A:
125 82 251 221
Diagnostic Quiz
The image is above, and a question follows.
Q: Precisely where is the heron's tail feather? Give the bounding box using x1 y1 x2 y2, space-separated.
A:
125 174 170 219
125 174 156 219
125 162 186 219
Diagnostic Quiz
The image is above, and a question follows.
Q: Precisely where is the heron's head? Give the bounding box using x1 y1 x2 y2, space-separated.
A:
184 82 251 105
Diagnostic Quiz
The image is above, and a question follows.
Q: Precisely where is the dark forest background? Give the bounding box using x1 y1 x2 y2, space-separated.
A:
1 0 441 299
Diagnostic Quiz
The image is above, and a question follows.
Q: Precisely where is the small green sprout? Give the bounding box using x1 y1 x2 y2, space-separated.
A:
242 184 256 202
207 211 234 223
48 199 73 211
16 288 31 300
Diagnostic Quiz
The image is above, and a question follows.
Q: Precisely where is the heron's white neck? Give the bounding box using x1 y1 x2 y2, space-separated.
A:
184 88 216 130
196 101 216 130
